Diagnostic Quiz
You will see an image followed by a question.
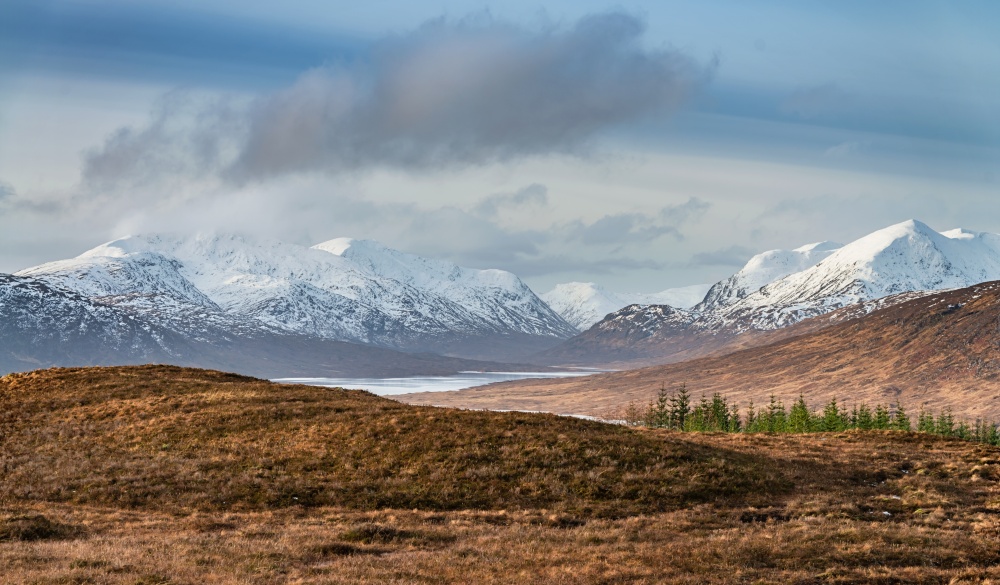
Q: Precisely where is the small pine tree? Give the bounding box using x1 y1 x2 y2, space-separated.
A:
936 408 956 437
973 419 987 443
744 400 758 433
647 384 671 428
985 422 1000 446
767 395 787 433
848 405 859 429
788 395 812 433
822 398 845 432
874 404 891 430
917 408 936 433
891 404 911 431
668 384 691 431
709 393 730 432
728 403 742 433
855 404 874 430
686 402 706 432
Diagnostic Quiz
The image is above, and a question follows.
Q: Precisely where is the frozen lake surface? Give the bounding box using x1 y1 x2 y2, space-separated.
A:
274 370 599 396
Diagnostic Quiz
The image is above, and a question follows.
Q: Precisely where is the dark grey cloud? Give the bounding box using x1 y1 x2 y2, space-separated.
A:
573 212 679 245
80 12 710 192
689 244 756 267
473 183 548 218
569 197 710 245
81 92 244 192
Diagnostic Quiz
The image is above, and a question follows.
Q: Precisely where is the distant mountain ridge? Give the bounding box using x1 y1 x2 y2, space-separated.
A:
539 220 1000 365
541 282 711 330
1 233 576 374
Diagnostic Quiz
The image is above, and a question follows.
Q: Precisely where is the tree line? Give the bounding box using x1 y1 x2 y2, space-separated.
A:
612 384 1000 445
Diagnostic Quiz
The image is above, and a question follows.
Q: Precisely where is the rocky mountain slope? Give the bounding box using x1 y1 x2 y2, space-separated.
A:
538 220 1000 365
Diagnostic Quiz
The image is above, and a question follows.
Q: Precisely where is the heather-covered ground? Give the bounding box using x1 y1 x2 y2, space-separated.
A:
2 366 999 583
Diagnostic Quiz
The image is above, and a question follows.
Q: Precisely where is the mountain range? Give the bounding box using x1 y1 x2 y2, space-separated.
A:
540 220 1000 366
4 219 1000 380
1 234 575 375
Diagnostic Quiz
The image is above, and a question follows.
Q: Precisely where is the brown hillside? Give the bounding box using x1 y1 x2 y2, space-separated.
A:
401 281 1000 420
0 365 782 516
3 366 1000 583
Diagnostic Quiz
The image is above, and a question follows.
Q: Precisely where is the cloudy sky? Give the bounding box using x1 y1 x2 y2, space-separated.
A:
1 1 998 292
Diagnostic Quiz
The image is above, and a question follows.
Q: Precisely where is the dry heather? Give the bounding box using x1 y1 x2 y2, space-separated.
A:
0 365 782 516
1 366 1000 583
403 282 1000 420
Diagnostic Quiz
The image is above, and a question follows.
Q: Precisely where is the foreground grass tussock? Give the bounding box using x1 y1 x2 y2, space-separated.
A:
2 365 1000 583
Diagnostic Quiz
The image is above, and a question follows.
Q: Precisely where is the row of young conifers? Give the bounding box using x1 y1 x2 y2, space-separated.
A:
613 384 1000 445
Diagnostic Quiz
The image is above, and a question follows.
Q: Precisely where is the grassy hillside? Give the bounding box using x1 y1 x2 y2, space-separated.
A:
0 365 782 516
1 366 1000 583
407 281 1000 421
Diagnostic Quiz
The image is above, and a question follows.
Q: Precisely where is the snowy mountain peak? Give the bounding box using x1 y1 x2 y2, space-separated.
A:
313 237 357 256
542 281 711 331
697 239 843 310
708 219 1000 331
15 232 576 359
541 283 624 331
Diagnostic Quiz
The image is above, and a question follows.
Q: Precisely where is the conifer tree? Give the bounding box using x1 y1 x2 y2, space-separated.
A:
822 398 845 432
709 393 730 432
685 401 705 432
788 395 812 433
855 404 874 430
917 408 936 433
892 404 911 431
936 408 955 437
668 383 691 430
767 395 787 433
874 404 891 429
985 422 1000 446
728 403 742 433
744 400 758 433
647 384 670 428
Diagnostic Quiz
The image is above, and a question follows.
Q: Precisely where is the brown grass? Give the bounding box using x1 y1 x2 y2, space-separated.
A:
2 366 1000 583
0 365 783 517
402 283 1000 421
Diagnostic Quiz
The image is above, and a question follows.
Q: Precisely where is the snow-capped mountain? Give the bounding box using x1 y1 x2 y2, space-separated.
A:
541 282 711 330
708 220 1000 331
7 233 576 369
539 220 1000 365
0 273 181 370
697 241 842 310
